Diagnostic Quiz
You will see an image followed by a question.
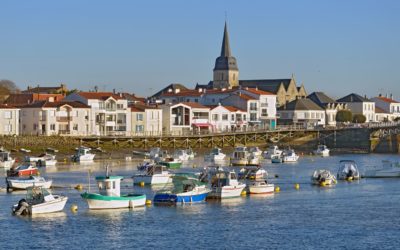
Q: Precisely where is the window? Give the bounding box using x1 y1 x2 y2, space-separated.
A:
250 103 258 111
50 124 56 130
231 114 235 121
33 124 38 130
4 111 12 119
136 113 143 121
23 124 26 130
212 114 219 121
135 125 144 132
73 124 78 130
194 99 198 103
243 114 247 121
4 124 11 132
222 114 228 121
117 104 123 109
250 113 257 121
261 109 268 117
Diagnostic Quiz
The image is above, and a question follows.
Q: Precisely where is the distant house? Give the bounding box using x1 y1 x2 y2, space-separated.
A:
64 92 131 136
208 104 247 132
307 92 347 126
4 93 64 106
277 98 325 128
371 95 400 118
120 93 146 105
337 93 375 122
151 83 189 99
19 101 91 136
22 84 68 94
0 104 19 135
160 102 211 135
130 104 162 136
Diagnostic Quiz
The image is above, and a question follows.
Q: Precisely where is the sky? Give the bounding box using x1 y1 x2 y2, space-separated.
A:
1 0 399 99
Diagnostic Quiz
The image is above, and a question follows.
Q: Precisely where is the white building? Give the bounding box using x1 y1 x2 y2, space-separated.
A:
161 102 210 135
64 92 131 136
277 98 326 128
337 93 375 122
307 92 348 127
19 101 91 136
130 104 162 136
371 95 400 119
208 104 247 132
0 104 20 135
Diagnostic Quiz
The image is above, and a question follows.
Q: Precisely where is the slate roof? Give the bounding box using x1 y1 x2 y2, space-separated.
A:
4 93 65 106
21 101 90 109
152 83 189 98
239 79 291 94
278 98 323 111
337 93 371 103
77 92 123 100
307 92 336 108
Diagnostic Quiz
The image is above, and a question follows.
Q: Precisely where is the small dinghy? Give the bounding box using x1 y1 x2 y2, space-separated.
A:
311 169 337 186
25 153 57 167
313 145 330 157
337 160 360 181
153 175 210 204
282 149 299 163
6 176 52 191
12 186 68 215
206 167 246 199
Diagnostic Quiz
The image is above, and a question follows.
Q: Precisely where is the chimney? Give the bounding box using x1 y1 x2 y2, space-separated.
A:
113 88 116 94
379 93 382 97
390 93 393 100
386 93 388 98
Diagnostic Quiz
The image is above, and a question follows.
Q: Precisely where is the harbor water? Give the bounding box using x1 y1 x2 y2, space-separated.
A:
1 154 400 249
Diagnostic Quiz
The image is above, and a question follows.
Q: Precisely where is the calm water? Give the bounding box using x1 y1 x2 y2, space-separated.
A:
1 154 400 249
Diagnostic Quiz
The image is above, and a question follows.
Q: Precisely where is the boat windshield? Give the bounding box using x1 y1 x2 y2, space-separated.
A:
26 187 51 204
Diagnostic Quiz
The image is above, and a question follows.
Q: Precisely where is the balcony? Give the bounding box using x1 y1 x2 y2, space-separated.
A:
59 130 71 135
260 103 268 107
56 116 72 122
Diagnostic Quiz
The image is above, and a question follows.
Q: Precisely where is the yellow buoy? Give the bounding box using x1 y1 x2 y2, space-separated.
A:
347 177 353 181
74 184 83 190
139 181 145 187
295 183 300 190
241 190 247 196
275 186 280 192
145 199 152 206
70 204 78 213
320 182 326 187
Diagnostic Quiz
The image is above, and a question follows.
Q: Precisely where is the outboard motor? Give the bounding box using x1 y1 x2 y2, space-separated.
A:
13 199 30 216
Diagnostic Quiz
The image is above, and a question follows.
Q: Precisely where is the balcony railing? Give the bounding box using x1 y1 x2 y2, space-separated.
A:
56 116 72 122
58 130 71 135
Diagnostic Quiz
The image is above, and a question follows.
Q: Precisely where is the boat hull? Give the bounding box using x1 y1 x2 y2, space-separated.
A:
7 179 52 190
247 182 275 194
81 192 146 209
231 159 248 166
30 196 68 214
160 162 182 169
133 174 172 185
154 191 209 204
72 154 95 162
208 184 246 199
0 160 15 169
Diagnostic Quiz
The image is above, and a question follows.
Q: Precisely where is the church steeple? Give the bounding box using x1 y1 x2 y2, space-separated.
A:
220 22 231 57
212 22 239 89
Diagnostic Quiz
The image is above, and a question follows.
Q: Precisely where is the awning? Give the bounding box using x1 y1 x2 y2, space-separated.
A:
192 123 212 127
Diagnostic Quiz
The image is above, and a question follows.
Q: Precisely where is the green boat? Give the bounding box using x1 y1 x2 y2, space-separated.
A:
159 157 182 169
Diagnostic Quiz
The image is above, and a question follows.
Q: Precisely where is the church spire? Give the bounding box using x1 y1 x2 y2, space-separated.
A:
220 22 232 57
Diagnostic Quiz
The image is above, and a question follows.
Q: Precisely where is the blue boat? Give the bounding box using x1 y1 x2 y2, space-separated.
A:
153 175 210 204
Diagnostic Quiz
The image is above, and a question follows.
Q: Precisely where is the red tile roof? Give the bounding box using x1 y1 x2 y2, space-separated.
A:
242 88 274 95
21 101 90 109
179 102 209 109
236 93 256 100
77 92 123 100
208 105 246 112
160 90 203 97
376 96 399 103
130 104 160 112
0 104 18 109
4 93 64 106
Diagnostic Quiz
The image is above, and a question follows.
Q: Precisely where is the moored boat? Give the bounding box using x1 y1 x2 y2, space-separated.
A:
12 186 68 215
6 176 52 191
207 167 246 199
231 146 249 166
174 148 195 162
239 166 274 195
313 145 330 157
248 147 263 158
71 146 95 162
271 154 283 164
25 153 57 166
204 148 226 162
363 160 400 178
282 149 299 163
263 145 283 159
81 170 146 209
133 163 173 185
7 164 39 177
311 169 337 186
337 160 360 180
153 175 210 204
159 157 182 169
0 148 15 169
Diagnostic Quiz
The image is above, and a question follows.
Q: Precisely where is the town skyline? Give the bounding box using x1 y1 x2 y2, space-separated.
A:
1 0 399 98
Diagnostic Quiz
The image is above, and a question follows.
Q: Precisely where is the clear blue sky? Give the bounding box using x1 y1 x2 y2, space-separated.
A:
1 0 399 99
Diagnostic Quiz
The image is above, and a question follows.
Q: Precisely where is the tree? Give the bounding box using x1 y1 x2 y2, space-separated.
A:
352 114 366 123
336 110 352 122
0 79 19 94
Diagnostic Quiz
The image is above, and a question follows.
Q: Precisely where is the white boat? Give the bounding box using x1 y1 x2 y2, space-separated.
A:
204 148 226 162
81 169 146 209
6 176 52 191
12 187 68 215
313 145 330 157
363 161 400 178
247 152 260 166
207 167 246 199
149 147 162 160
133 164 173 185
263 145 283 159
0 148 15 169
271 155 283 164
337 160 360 180
239 166 274 194
231 146 250 166
25 153 57 166
248 147 263 157
311 169 337 186
71 146 95 162
174 148 195 162
282 149 299 163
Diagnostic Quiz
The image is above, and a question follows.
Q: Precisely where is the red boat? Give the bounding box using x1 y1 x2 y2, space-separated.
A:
7 165 39 177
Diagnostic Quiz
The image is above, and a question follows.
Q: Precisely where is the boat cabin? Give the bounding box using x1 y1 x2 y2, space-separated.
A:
77 147 92 156
0 150 12 161
146 165 168 175
210 169 240 187
233 147 249 159
26 187 54 204
95 176 123 197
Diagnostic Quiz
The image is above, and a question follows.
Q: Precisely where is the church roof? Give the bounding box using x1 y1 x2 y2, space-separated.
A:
278 98 323 111
239 79 292 93
221 22 231 57
213 22 238 71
